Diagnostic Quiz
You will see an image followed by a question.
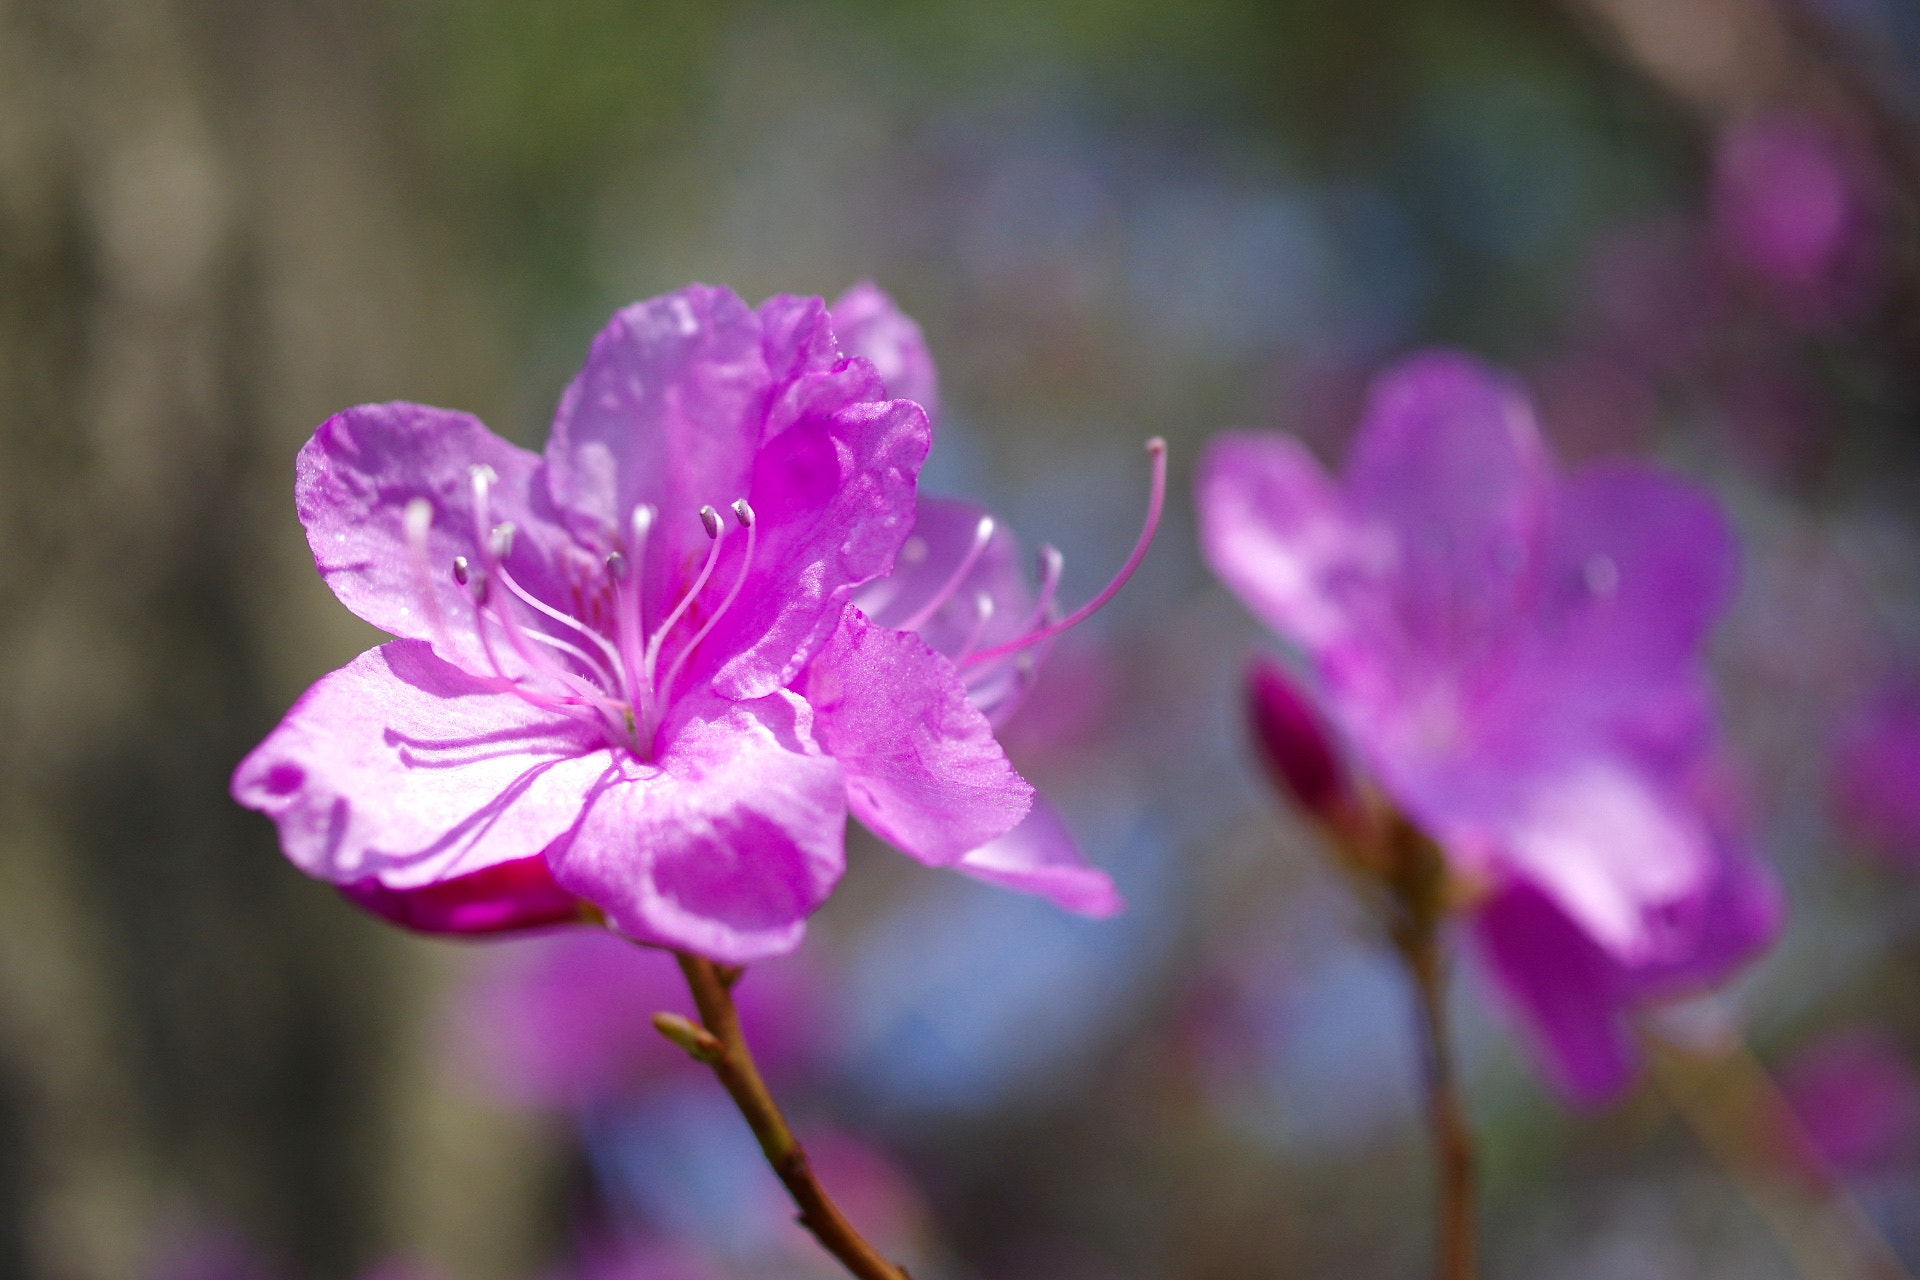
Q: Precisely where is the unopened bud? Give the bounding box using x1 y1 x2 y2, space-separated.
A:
1245 654 1350 821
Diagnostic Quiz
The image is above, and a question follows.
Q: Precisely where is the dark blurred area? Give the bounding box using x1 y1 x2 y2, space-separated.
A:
7 0 1920 1277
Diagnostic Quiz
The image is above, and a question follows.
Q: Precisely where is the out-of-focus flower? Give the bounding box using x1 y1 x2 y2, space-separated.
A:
454 930 823 1107
1243 655 1352 826
1198 351 1781 1103
235 283 1152 961
1712 111 1883 328
1832 687 1920 868
1780 1028 1920 1177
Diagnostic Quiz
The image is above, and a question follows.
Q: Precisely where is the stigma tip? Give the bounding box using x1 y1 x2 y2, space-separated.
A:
1146 436 1167 457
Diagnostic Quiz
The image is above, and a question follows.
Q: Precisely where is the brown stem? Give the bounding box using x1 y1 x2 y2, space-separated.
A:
1399 921 1477 1280
668 950 913 1280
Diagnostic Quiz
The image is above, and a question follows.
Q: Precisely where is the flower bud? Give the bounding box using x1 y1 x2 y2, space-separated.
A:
1244 654 1351 821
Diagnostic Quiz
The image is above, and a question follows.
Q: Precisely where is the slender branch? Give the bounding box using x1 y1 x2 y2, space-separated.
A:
1400 922 1477 1280
662 949 913 1280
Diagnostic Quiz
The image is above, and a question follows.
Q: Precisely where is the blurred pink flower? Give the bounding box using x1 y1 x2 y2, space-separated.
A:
1199 351 1781 1103
1712 112 1883 328
235 283 1148 960
454 930 823 1107
1780 1028 1920 1177
1833 687 1920 867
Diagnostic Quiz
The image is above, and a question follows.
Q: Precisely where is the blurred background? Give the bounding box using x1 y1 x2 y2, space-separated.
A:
7 0 1920 1276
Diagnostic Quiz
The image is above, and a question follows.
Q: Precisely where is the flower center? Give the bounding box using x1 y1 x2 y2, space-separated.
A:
403 467 758 760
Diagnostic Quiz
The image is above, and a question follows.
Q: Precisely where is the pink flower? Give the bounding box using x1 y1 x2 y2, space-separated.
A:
1780 1029 1920 1178
234 284 1153 961
1711 112 1883 328
1198 351 1782 1103
1833 687 1920 869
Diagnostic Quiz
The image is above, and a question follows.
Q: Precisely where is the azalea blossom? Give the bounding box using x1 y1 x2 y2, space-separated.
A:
234 283 1155 962
1199 351 1781 1102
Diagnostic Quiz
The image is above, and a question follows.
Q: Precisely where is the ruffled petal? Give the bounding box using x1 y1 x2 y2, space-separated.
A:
544 284 769 617
831 281 940 423
1473 880 1638 1106
805 608 1032 866
954 795 1123 917
547 689 847 963
231 640 613 889
700 393 931 700
296 403 578 675
1343 351 1554 671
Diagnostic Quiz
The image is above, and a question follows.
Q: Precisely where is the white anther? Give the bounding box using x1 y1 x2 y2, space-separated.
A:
1584 553 1620 597
488 522 517 560
901 536 928 564
699 505 721 539
467 463 498 486
605 550 628 580
732 498 755 528
451 556 470 586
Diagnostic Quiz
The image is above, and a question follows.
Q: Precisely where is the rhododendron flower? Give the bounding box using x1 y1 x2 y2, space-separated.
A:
1779 1028 1920 1178
1832 686 1920 869
234 284 1151 961
1199 351 1781 1102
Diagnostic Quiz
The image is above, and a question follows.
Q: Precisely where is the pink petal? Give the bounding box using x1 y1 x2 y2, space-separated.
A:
830 281 940 422
544 284 769 620
1473 880 1638 1106
701 393 930 700
231 641 612 889
1492 759 1717 968
855 496 1044 725
1196 431 1393 662
954 794 1123 917
1343 351 1554 668
547 689 847 963
296 403 577 675
340 853 587 935
806 608 1032 866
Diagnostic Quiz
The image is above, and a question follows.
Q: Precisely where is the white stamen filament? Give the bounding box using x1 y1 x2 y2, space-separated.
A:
657 499 757 708
897 515 996 633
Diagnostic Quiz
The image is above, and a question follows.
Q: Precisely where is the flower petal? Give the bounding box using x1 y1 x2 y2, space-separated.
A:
855 495 1042 723
1473 880 1638 1106
831 281 940 422
1196 430 1395 662
231 640 613 889
805 608 1032 866
1492 759 1717 968
547 690 847 964
339 854 588 935
702 393 931 699
1343 351 1554 668
954 795 1123 917
544 284 768 616
297 403 578 675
